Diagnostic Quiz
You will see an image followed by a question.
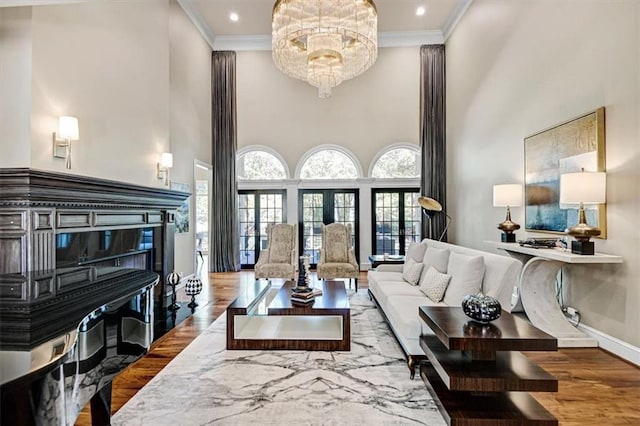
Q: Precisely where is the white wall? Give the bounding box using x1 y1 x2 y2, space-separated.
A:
0 7 32 168
29 0 171 186
447 0 640 346
236 47 421 175
0 0 212 274
169 0 212 277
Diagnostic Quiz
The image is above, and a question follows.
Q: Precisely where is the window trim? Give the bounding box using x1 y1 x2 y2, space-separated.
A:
295 144 364 180
367 143 421 179
237 145 291 180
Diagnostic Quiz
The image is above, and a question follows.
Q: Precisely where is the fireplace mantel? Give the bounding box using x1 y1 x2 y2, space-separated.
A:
0 168 190 332
0 168 187 209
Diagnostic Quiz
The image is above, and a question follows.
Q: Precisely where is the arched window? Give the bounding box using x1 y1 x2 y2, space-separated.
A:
237 147 288 180
370 146 420 178
298 148 360 179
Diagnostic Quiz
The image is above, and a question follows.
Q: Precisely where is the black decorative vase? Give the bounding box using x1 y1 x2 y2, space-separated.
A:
462 293 502 323
166 271 181 311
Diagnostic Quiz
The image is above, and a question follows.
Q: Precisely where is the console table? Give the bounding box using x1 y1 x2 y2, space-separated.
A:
485 241 623 347
419 306 558 425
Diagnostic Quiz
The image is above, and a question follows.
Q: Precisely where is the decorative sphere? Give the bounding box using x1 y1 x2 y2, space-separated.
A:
167 271 181 285
185 277 203 296
462 293 502 323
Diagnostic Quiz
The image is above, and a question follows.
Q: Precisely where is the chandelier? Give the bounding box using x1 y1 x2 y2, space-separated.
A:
272 0 378 98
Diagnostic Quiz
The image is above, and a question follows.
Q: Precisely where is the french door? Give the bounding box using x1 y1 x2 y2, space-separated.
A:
372 188 421 255
299 189 359 267
238 190 286 268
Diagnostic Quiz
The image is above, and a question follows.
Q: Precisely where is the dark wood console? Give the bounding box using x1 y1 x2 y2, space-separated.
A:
418 307 558 425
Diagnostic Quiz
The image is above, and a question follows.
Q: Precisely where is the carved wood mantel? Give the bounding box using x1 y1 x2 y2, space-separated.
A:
0 168 189 328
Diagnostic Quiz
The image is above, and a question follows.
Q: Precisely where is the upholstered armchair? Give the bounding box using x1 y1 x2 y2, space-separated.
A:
255 223 297 282
317 223 360 291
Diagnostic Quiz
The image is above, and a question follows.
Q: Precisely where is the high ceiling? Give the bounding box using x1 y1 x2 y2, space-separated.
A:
179 0 473 49
1 0 473 49
189 0 463 35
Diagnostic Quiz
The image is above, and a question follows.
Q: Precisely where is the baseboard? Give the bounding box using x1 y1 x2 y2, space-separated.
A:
175 273 195 290
577 323 640 366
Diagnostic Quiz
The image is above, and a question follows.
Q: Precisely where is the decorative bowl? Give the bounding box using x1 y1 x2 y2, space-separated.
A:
461 293 502 323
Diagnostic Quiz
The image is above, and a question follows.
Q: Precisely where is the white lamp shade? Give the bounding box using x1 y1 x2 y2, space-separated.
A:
493 184 523 207
160 152 173 168
58 116 79 140
560 171 606 204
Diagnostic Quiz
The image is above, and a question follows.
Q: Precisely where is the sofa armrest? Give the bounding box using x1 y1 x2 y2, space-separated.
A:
376 264 403 272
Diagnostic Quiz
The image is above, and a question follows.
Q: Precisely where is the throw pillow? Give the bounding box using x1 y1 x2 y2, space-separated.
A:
419 247 450 285
406 241 428 263
419 266 452 303
443 252 485 306
402 258 424 286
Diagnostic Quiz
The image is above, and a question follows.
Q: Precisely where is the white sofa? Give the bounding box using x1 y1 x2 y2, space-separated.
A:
367 239 522 378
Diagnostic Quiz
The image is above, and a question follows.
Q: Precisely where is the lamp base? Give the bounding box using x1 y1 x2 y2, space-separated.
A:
501 233 516 243
571 240 594 255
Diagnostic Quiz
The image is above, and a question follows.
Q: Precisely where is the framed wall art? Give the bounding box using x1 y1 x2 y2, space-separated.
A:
170 181 191 234
524 107 606 238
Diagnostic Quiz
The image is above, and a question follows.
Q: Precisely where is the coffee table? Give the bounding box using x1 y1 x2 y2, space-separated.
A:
418 306 558 425
226 280 350 351
368 254 405 268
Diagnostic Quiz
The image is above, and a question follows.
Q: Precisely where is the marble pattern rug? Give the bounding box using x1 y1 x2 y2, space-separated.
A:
112 290 446 425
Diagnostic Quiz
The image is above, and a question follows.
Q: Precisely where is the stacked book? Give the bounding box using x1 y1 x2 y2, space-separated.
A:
290 288 323 304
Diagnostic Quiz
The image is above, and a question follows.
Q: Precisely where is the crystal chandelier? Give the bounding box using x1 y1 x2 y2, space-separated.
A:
272 0 378 98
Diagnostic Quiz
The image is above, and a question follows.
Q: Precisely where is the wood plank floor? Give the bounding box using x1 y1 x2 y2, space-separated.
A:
77 269 640 425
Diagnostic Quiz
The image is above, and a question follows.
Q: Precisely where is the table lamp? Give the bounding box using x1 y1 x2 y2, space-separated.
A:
560 169 606 255
493 184 522 242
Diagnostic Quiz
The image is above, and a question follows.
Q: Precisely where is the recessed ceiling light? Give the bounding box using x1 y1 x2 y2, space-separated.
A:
416 6 426 16
229 12 239 22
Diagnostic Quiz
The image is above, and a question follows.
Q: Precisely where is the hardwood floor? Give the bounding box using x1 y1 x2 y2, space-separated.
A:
77 270 639 425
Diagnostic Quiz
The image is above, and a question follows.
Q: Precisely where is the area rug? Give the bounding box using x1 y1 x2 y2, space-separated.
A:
112 290 446 425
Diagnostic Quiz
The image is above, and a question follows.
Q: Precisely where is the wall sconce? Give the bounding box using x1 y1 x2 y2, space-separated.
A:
157 152 173 186
493 184 522 242
52 116 79 169
560 169 606 255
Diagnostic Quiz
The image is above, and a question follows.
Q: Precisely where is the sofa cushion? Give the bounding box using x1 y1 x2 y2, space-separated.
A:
406 241 428 262
443 252 485 306
419 266 452 303
402 258 424 286
372 279 424 308
386 295 444 343
317 262 358 278
419 246 450 284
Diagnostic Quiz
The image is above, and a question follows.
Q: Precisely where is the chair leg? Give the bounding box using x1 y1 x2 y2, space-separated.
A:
354 278 358 293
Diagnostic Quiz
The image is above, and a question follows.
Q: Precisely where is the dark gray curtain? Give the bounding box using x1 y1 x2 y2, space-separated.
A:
419 45 448 241
211 51 240 272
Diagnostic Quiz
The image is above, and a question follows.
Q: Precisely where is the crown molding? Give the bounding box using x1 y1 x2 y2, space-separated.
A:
214 35 271 51
176 0 216 50
442 0 474 41
213 30 445 52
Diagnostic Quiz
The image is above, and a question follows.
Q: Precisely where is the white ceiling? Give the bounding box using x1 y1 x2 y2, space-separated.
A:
1 0 473 49
178 0 473 50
